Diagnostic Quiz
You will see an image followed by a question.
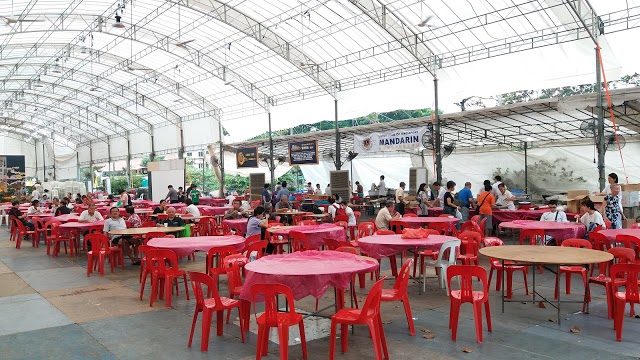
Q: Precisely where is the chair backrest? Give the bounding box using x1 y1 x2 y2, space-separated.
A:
226 261 243 292
244 234 262 249
88 224 103 234
446 265 489 302
460 221 480 234
44 221 58 240
478 218 487 237
589 231 611 252
376 230 395 235
458 230 482 244
138 245 157 262
147 248 180 272
290 231 312 252
403 213 417 218
390 220 408 234
603 218 612 230
459 238 479 257
31 217 45 231
392 259 414 291
520 229 545 245
250 283 298 325
609 263 640 304
357 222 375 239
356 278 386 322
245 240 268 259
141 221 157 228
144 232 167 245
335 246 358 254
609 247 636 265
424 228 441 235
561 238 592 249
353 211 362 222
188 271 223 310
207 246 238 275
437 239 461 265
617 234 640 261
334 214 349 223
324 238 349 250
428 222 450 235
470 215 480 223
298 220 316 226
334 221 348 230
85 233 111 253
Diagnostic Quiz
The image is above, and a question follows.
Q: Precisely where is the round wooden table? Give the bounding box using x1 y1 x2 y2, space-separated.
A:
108 227 184 236
479 245 612 323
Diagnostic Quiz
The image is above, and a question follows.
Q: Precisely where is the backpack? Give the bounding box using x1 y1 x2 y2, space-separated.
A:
332 204 346 217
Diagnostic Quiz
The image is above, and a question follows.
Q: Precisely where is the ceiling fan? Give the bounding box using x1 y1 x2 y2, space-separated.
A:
175 39 196 48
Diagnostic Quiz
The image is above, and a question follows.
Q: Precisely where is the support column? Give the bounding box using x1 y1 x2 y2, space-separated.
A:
34 142 38 181
42 143 46 181
126 133 132 188
434 77 442 183
178 128 185 159
218 120 225 197
150 133 156 162
76 152 80 181
51 135 56 181
334 99 341 170
268 112 275 186
107 139 112 173
89 141 94 192
524 141 529 195
596 49 606 191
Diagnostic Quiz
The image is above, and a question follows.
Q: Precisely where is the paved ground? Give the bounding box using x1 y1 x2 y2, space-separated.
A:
1 226 639 360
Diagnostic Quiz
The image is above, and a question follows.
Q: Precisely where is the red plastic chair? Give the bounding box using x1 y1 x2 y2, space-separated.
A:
389 220 408 234
457 231 482 265
251 283 307 360
403 213 417 218
324 238 351 250
143 231 167 245
242 234 262 251
31 217 46 246
555 239 592 299
157 214 169 221
15 220 37 249
335 221 348 231
357 222 375 240
447 265 492 343
290 231 313 252
9 216 19 242
585 247 635 319
48 223 75 257
187 271 245 351
610 263 640 341
414 228 441 277
374 229 398 276
487 239 529 299
206 246 238 278
590 231 612 252
334 214 349 223
631 223 640 229
460 220 480 234
520 229 545 273
617 234 640 263
138 245 157 283
141 221 157 228
381 259 415 336
141 249 190 308
329 278 388 360
604 218 612 229
376 229 395 235
86 233 117 277
224 261 244 325
298 220 316 226
428 222 452 235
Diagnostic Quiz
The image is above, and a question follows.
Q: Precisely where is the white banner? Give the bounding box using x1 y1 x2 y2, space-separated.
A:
354 127 427 153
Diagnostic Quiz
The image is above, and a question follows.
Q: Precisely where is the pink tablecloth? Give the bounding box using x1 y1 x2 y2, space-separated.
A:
269 224 347 249
499 220 586 241
428 207 578 223
357 234 456 258
55 214 81 222
27 213 55 218
240 250 379 301
398 217 459 228
59 220 106 231
199 206 232 216
199 198 228 206
223 218 248 235
147 235 245 257
598 229 640 242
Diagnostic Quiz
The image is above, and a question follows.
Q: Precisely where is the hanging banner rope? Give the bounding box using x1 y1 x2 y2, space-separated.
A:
596 44 629 184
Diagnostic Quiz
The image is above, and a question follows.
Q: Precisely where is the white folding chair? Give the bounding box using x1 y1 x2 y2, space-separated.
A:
423 239 461 293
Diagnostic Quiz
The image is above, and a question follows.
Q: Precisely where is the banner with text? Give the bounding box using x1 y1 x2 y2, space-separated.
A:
288 139 319 165
236 146 259 168
353 127 427 153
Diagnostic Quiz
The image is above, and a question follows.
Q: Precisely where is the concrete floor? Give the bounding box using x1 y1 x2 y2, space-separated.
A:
1 227 639 360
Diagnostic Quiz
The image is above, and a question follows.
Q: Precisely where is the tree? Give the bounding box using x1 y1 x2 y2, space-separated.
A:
140 155 165 168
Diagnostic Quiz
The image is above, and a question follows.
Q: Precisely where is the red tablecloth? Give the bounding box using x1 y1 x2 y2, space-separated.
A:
268 224 346 249
27 213 55 218
55 214 81 222
59 220 106 231
223 218 248 234
199 198 228 206
199 206 232 216
147 235 245 257
398 216 459 228
428 207 579 224
240 250 379 301
357 234 456 258
597 229 640 242
499 220 586 241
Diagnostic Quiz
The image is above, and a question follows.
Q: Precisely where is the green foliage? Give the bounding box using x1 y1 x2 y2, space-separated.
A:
109 175 145 194
80 166 104 182
140 155 165 168
493 158 587 195
184 165 304 194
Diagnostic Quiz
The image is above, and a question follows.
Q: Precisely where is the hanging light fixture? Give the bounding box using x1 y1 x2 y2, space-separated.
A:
113 3 126 29
52 58 61 73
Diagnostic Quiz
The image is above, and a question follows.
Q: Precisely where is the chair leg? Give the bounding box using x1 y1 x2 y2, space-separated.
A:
277 323 289 360
450 300 461 341
614 299 625 341
377 314 389 360
201 308 213 352
367 320 383 360
329 320 337 360
485 301 492 332
473 302 484 343
256 325 265 360
188 310 199 347
237 305 245 343
216 310 224 336
340 323 349 353
401 295 415 336
565 273 572 295
299 321 308 360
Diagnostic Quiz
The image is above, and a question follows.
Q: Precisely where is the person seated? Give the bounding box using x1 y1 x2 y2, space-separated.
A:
575 200 606 232
158 207 185 228
332 193 344 204
495 183 516 210
340 201 357 227
78 203 104 223
275 196 292 212
125 206 142 228
153 200 167 214
49 198 61 212
41 194 49 203
224 199 248 219
27 200 42 215
184 199 201 217
540 200 568 222
327 198 341 221
375 201 401 231
75 193 83 204
82 195 91 205
63 197 74 210
8 200 34 230
103 207 140 264
55 201 72 216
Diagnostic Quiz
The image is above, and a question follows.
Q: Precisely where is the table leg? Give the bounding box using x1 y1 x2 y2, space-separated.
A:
501 259 505 313
532 263 536 303
583 263 590 314
556 264 561 325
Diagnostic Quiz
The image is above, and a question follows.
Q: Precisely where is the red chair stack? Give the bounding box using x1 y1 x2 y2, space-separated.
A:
447 265 492 343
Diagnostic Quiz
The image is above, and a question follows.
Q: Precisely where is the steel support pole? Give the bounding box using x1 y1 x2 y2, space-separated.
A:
202 154 205 193
34 142 38 181
76 152 80 181
42 143 46 181
596 49 606 191
218 120 225 197
524 141 528 194
126 135 132 188
268 112 275 187
150 134 156 162
107 139 112 173
334 99 341 170
51 137 56 181
434 78 442 183
89 142 94 192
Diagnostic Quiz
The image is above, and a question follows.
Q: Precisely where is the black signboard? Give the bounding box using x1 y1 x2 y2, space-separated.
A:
236 146 259 168
288 139 318 165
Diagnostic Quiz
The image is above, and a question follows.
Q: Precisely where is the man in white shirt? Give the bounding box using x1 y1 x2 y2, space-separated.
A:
375 201 401 231
31 187 41 202
27 200 42 214
184 199 201 217
539 201 568 222
325 184 331 196
492 175 504 199
395 182 406 215
496 183 516 210
314 184 322 195
103 207 139 264
341 201 357 227
79 203 104 223
327 198 341 221
432 182 446 207
377 175 386 197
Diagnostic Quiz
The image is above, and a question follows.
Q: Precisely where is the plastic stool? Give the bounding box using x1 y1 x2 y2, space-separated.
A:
0 214 9 226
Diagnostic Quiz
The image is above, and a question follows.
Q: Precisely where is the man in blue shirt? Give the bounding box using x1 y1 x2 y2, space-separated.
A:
457 182 474 222
276 181 291 201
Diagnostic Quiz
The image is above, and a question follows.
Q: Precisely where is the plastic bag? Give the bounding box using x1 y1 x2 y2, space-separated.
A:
455 208 463 220
401 228 431 239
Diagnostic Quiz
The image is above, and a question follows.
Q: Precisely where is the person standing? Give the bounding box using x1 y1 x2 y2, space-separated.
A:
442 181 459 216
457 182 474 222
395 182 406 215
496 183 516 210
356 181 364 198
376 175 386 198
477 184 495 237
432 182 446 207
120 190 130 208
492 175 504 199
189 185 201 205
261 184 272 210
177 187 186 203
305 182 314 194
603 184 626 229
416 183 429 216
325 183 331 196
30 186 41 202
165 185 179 204
276 181 291 201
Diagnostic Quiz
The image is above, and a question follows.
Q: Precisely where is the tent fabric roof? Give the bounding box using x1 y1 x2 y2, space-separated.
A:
0 0 639 152
231 87 640 157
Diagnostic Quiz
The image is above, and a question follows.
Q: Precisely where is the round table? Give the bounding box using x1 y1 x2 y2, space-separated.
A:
479 245 612 324
223 218 248 235
108 226 184 236
26 213 55 219
53 214 81 223
597 228 640 242
240 250 379 301
147 235 245 256
357 234 457 258
397 216 459 228
198 198 228 206
499 220 586 241
267 224 346 249
59 220 106 232
203 206 232 216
